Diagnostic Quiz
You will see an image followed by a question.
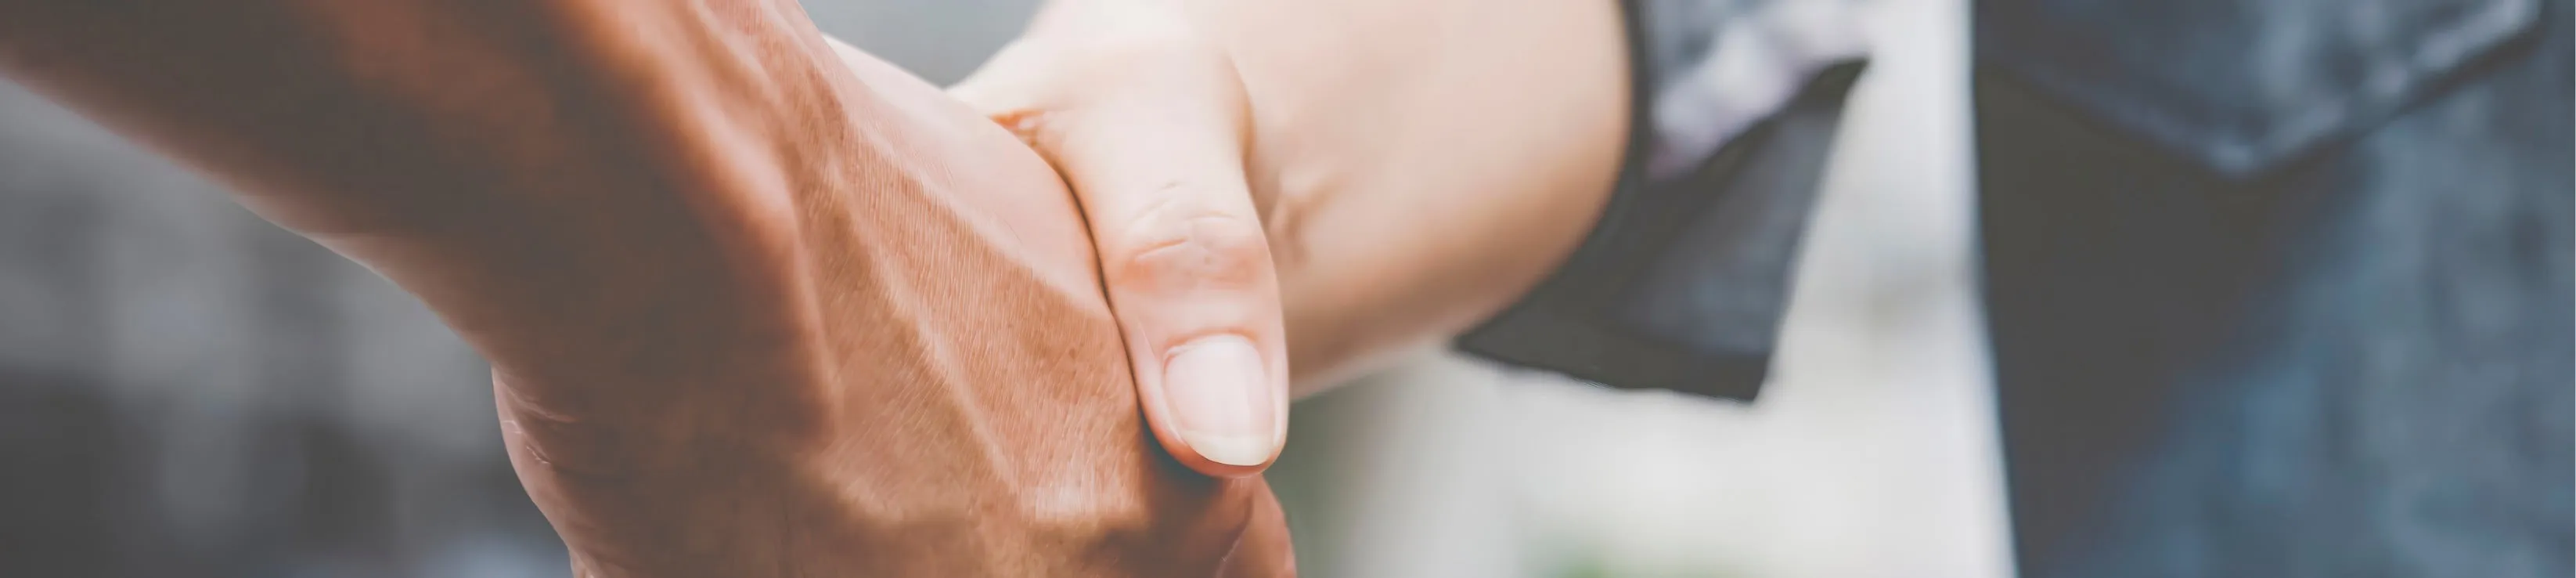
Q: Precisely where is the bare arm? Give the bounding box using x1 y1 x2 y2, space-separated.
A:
957 0 1630 396
0 2 1289 576
0 0 882 348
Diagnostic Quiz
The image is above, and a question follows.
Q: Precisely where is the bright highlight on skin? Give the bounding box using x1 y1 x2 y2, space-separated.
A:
1164 334 1279 466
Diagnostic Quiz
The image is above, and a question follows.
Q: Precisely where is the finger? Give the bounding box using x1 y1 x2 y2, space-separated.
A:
1221 477 1299 577
956 42 1288 477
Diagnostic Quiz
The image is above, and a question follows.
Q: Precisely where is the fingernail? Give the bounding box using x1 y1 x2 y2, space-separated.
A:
1163 335 1278 467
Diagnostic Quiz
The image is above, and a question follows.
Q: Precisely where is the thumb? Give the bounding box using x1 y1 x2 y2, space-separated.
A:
954 37 1288 477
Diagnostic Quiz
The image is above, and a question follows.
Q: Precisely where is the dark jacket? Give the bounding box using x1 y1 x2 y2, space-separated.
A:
1467 0 2573 575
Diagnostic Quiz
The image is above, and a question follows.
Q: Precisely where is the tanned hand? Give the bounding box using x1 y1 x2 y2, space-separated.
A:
0 1 1290 576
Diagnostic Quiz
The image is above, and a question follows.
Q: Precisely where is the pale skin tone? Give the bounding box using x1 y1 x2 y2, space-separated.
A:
960 0 1630 471
0 1 1287 575
0 0 1626 574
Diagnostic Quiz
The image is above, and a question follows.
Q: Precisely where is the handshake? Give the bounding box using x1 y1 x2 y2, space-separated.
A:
0 0 1627 575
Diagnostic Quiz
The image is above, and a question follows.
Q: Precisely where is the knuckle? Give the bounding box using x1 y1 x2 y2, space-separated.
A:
967 31 1244 142
1030 21 1234 92
1033 4 1208 60
1089 29 1223 70
1108 200 1272 294
500 404 645 484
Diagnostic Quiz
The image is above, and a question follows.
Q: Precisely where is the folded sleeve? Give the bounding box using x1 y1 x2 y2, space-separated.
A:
1454 0 1869 400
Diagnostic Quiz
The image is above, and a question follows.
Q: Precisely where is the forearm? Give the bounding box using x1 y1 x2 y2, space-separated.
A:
2 1 779 228
5 5 1287 576
0 0 870 372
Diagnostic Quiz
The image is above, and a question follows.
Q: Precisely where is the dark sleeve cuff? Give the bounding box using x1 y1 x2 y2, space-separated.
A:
1453 4 1866 400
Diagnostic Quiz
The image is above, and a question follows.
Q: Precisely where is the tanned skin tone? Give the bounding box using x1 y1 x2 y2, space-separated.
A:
0 1 1287 576
0 0 1633 573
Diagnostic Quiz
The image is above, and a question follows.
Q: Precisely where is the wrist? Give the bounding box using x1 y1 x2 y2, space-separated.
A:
1217 0 1630 392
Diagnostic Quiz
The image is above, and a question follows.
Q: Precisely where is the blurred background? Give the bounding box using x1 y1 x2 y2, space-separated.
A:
0 0 2012 576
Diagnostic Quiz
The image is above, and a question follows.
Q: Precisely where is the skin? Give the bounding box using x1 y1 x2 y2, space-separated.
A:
0 0 1627 571
0 0 1288 576
959 0 1631 472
